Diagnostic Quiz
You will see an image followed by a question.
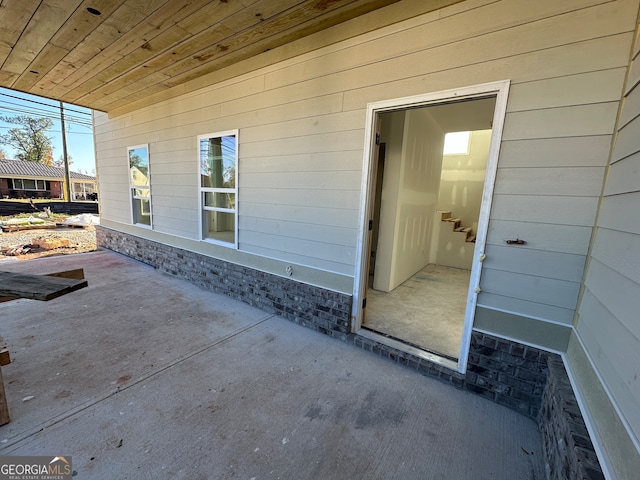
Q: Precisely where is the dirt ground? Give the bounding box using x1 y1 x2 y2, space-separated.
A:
0 226 97 261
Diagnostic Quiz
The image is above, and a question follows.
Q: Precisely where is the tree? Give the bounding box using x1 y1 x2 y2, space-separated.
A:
54 153 73 169
0 115 54 163
0 147 6 159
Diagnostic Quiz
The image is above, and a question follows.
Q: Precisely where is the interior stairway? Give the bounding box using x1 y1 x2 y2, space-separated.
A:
440 211 476 243
436 211 476 269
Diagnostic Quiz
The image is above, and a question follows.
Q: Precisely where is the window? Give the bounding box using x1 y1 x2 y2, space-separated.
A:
198 130 238 247
443 131 471 155
12 179 47 190
72 181 97 200
128 145 152 227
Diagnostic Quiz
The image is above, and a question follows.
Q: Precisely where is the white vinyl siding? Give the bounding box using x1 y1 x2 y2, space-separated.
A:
95 0 636 283
576 15 640 456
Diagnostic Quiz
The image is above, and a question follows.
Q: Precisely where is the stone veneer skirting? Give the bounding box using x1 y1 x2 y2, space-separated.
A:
97 226 603 479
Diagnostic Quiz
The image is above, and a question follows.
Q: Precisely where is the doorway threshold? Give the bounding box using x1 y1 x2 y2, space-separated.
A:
358 327 459 372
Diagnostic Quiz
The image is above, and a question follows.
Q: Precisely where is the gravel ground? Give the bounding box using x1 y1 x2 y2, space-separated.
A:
0 226 97 261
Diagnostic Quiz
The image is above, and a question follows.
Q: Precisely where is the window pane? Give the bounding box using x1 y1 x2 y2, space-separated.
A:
204 191 235 209
23 179 36 190
132 196 151 225
129 146 150 186
203 210 235 244
200 135 236 189
133 187 150 198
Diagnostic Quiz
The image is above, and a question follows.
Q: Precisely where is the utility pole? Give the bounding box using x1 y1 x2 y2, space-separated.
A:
59 101 72 202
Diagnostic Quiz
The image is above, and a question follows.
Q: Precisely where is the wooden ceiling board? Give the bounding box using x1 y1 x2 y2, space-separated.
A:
0 0 41 56
42 1 229 103
0 0 435 113
71 0 300 104
159 0 398 87
1 0 83 75
36 1 172 99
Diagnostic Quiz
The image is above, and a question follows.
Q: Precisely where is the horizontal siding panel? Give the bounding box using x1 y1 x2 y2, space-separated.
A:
480 268 580 309
493 167 605 196
501 103 619 140
584 258 640 337
603 151 640 196
240 110 364 143
241 201 358 229
241 243 353 276
343 34 633 112
105 92 346 142
241 152 361 174
618 81 640 128
486 220 593 255
497 136 613 168
240 187 360 211
149 173 195 188
241 171 361 191
149 196 197 209
577 290 640 444
240 230 355 269
239 216 356 247
506 68 627 112
624 52 640 96
240 130 364 158
598 192 640 234
144 185 193 199
591 228 640 286
147 161 197 176
128 75 264 125
266 0 634 91
490 195 598 226
152 223 198 239
477 291 576 325
483 244 586 282
286 0 619 86
221 91 344 122
611 114 640 163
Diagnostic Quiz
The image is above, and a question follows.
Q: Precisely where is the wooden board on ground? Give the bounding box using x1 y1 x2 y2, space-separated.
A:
1 223 57 232
0 269 87 301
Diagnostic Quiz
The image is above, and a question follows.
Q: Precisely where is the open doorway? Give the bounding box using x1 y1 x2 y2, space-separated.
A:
353 82 510 372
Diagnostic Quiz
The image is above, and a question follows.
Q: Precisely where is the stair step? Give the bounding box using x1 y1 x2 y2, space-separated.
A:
446 218 461 229
440 211 452 221
467 234 476 243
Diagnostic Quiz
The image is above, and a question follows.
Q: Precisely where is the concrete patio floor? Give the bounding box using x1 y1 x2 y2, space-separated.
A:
0 250 545 479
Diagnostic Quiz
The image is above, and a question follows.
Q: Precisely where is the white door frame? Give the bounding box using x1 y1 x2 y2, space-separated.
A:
352 80 511 374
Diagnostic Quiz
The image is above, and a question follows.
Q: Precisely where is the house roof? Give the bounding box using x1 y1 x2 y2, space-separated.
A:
0 159 95 181
0 0 458 115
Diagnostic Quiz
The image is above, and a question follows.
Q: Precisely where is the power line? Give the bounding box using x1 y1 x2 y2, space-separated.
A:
0 91 91 117
0 105 93 128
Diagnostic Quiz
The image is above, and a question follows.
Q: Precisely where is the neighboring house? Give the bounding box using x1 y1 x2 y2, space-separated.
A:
0 159 97 201
1 1 639 478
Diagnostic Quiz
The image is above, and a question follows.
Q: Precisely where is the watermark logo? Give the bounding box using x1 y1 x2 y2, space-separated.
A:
0 456 72 480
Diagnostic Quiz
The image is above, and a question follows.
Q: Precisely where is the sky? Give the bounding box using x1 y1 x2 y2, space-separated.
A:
0 87 96 175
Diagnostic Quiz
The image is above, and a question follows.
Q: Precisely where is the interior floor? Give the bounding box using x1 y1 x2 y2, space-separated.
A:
364 264 471 360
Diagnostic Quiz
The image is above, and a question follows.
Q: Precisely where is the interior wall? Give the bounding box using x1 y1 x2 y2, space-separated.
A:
373 111 405 292
437 129 491 232
373 108 445 292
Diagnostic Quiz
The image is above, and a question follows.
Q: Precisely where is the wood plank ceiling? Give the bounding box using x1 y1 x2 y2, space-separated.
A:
0 0 412 113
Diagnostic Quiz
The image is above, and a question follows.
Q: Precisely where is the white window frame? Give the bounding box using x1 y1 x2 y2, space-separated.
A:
127 144 152 229
12 178 47 190
72 181 96 200
197 130 239 248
